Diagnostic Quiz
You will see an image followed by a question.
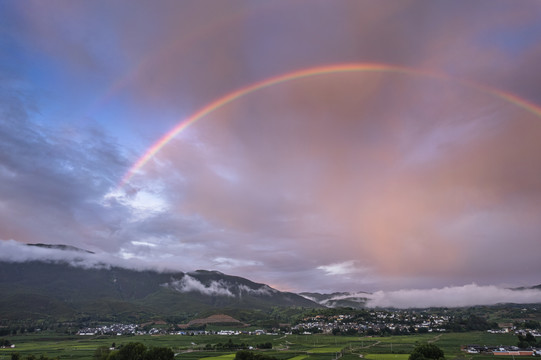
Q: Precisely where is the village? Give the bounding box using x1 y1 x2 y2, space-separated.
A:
292 310 450 335
76 309 540 339
72 307 541 358
76 324 275 337
463 344 541 357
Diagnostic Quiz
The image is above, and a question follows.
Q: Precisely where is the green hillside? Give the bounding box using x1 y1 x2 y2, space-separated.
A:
0 261 320 322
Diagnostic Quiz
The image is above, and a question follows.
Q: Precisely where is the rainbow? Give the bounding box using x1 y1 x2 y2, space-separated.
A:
119 63 541 187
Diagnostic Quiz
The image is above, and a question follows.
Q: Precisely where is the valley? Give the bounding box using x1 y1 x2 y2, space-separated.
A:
1 259 540 360
0 329 536 360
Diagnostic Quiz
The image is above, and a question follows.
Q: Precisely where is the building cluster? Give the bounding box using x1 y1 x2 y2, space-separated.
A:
77 324 140 336
462 328 541 356
214 330 271 336
463 345 541 356
515 329 541 337
292 310 450 334
77 324 276 336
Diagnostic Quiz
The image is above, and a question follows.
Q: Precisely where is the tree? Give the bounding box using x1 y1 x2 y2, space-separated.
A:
235 350 253 360
517 333 537 348
93 346 110 360
105 343 174 360
115 342 147 360
524 320 540 329
144 347 174 360
409 344 445 360
1 338 12 347
525 333 536 346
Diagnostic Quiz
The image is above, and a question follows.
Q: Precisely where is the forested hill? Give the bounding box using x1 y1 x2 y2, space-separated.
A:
0 260 320 322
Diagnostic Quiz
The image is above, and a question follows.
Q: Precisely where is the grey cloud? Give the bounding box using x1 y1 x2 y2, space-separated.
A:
166 275 235 297
0 240 112 270
365 284 541 308
163 274 278 298
0 239 186 273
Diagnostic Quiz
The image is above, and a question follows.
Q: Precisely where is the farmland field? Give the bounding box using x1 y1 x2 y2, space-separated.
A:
199 354 236 360
0 331 536 360
364 354 410 360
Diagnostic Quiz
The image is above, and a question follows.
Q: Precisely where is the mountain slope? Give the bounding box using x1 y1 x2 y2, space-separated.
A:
0 260 320 322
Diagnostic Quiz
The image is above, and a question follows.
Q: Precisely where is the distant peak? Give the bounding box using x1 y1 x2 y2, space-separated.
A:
191 269 224 275
27 243 95 254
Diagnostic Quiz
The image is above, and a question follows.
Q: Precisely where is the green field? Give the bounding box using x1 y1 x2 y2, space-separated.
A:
0 331 534 360
364 354 410 360
199 354 236 360
287 356 309 360
307 347 343 353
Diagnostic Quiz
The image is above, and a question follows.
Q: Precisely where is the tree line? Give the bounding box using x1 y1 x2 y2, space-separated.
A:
202 339 272 351
517 332 540 348
94 342 174 360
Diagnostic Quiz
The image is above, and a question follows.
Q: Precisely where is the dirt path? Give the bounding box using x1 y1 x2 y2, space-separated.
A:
354 340 381 349
364 341 381 348
428 334 443 343
350 341 381 358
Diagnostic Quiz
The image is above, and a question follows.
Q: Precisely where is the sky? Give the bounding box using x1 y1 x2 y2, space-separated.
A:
1 1 541 300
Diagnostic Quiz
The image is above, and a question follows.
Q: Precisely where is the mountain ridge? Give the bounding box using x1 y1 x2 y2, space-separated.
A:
0 258 321 322
27 243 95 254
2 243 540 317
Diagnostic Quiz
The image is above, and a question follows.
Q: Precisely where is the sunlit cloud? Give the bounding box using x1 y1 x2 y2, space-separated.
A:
318 261 368 276
131 240 158 248
213 257 262 269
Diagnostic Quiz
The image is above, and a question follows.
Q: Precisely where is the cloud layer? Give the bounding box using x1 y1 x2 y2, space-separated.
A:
164 274 277 298
365 284 541 309
166 275 235 297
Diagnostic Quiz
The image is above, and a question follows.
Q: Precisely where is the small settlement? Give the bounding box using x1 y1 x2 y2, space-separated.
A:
76 310 541 356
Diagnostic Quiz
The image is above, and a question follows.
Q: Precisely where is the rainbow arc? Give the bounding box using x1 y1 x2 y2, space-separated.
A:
119 63 541 188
